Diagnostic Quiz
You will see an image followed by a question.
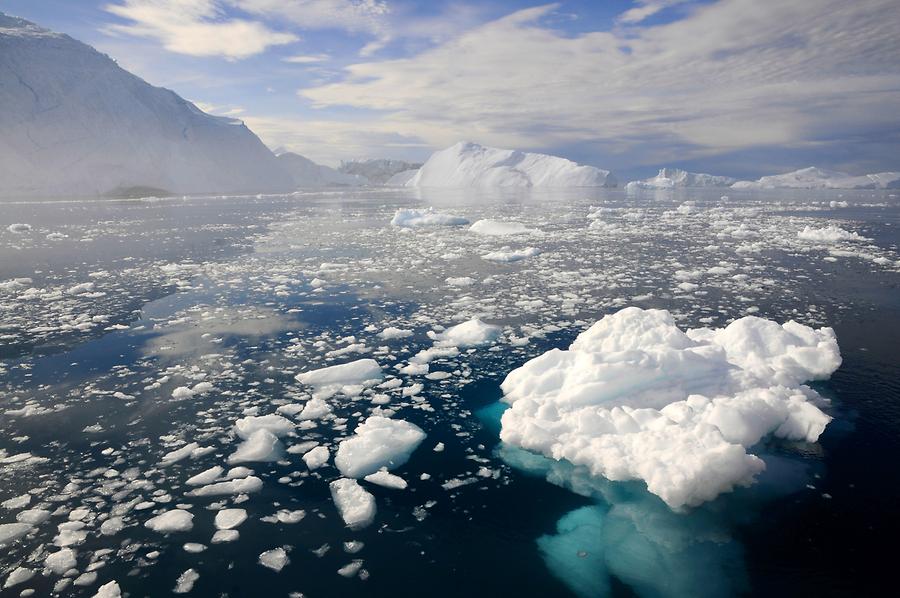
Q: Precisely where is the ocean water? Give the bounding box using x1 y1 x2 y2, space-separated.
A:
0 188 898 597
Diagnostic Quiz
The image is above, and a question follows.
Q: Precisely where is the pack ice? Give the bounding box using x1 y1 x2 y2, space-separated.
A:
499 307 841 509
405 142 617 188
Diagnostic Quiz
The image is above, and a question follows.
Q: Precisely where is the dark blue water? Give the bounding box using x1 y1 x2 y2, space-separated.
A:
1 188 898 597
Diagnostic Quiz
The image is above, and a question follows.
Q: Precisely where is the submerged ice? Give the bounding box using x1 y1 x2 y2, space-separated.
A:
499 307 841 509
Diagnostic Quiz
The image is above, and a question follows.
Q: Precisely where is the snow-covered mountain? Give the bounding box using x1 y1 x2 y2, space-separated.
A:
626 168 736 190
276 152 365 187
405 142 617 188
732 167 900 190
338 159 422 185
0 13 294 198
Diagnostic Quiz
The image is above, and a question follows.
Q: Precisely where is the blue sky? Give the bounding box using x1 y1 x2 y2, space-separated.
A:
3 0 899 178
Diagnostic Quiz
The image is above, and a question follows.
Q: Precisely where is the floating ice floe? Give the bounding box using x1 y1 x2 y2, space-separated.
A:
295 358 383 399
797 225 868 243
364 469 408 489
499 307 841 509
303 445 330 470
335 416 426 478
330 479 377 529
469 219 536 236
92 581 121 598
428 318 501 348
145 510 194 533
481 247 541 262
214 509 247 530
258 548 289 572
390 208 469 227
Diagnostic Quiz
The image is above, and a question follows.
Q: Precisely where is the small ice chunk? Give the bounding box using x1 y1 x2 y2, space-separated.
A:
144 510 194 533
330 479 376 529
174 569 200 593
335 416 426 478
258 548 290 572
303 446 330 470
214 508 248 530
364 469 408 489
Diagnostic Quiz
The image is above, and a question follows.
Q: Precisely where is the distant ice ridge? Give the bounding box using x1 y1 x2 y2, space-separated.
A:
338 158 422 185
732 167 900 190
626 168 736 190
276 152 365 188
405 142 617 188
0 12 293 197
499 307 841 510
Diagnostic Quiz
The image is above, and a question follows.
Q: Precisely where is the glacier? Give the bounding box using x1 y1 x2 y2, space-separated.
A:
405 141 617 188
276 152 366 188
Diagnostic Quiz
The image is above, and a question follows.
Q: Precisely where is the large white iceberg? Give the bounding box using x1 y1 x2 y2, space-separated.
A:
499 307 841 510
626 168 736 190
732 167 900 190
405 142 617 188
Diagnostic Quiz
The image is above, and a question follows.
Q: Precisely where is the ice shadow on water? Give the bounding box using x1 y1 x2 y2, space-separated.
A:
478 402 824 598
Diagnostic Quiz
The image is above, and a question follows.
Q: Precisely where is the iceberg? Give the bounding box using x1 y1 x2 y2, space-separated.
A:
499 307 841 509
405 142 616 188
626 168 736 190
732 167 900 190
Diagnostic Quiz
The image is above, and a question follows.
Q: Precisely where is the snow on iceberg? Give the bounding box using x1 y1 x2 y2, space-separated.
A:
406 142 617 188
626 168 736 190
335 416 426 478
499 307 841 509
731 167 900 190
390 208 469 227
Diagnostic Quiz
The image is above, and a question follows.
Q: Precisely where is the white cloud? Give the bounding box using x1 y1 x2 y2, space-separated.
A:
230 0 389 34
104 0 298 59
298 0 900 166
283 53 331 64
617 0 691 25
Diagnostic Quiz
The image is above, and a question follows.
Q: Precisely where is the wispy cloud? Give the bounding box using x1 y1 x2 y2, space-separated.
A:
297 0 900 168
283 53 331 64
617 0 691 24
103 0 298 59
